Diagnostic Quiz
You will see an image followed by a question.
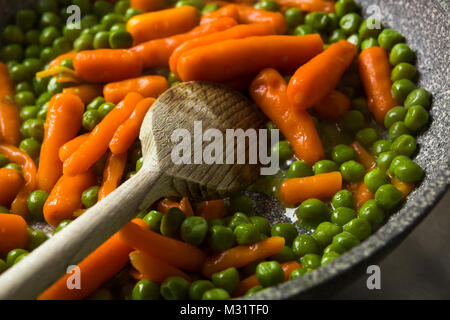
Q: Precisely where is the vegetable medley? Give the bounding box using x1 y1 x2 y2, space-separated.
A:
0 0 430 300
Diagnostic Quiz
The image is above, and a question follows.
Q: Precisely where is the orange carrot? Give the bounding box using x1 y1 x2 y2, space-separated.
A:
109 98 155 154
74 49 143 83
103 76 167 104
177 34 323 82
129 250 191 283
38 93 84 192
233 261 301 296
58 133 89 162
196 200 228 220
119 220 207 271
234 4 287 34
126 6 201 44
350 141 376 171
131 17 237 68
354 181 373 210
0 62 21 146
280 171 342 206
391 177 414 198
0 144 37 216
157 197 194 217
201 236 285 278
43 168 97 226
358 46 398 123
169 23 274 76
287 40 357 110
98 151 127 201
131 0 166 12
250 68 324 165
62 84 103 104
179 197 194 217
0 168 24 207
274 0 335 12
200 4 240 25
0 213 28 254
313 90 351 120
49 50 76 68
38 233 132 300
63 92 143 176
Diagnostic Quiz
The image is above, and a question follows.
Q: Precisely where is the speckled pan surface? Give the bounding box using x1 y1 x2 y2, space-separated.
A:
1 0 449 299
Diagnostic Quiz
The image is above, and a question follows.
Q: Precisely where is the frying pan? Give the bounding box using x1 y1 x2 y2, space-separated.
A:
0 0 449 299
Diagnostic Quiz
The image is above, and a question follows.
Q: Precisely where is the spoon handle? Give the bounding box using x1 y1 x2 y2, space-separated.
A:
0 169 166 300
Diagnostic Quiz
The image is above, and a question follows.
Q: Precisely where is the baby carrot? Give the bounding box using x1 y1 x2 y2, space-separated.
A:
119 220 207 271
63 84 103 104
58 133 89 162
104 76 167 104
131 17 237 69
280 171 342 206
0 213 28 254
38 93 84 193
359 46 398 123
130 0 167 12
169 23 274 76
129 250 191 283
313 90 351 120
49 50 76 69
350 141 376 171
391 177 414 199
287 40 357 110
38 233 132 300
196 200 228 220
354 181 373 210
201 237 285 278
234 4 287 34
43 168 97 226
157 197 194 217
200 4 240 25
0 168 24 207
179 197 194 217
177 34 323 82
127 6 201 44
98 151 127 201
0 144 37 216
0 62 21 146
274 0 335 12
74 49 143 83
63 92 143 176
250 68 324 165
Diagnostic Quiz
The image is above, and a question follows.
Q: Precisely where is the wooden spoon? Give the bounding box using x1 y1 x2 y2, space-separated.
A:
0 82 266 300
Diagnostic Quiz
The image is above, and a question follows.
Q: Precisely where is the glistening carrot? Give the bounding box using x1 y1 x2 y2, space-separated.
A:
73 49 143 83
43 168 97 226
129 250 191 283
131 17 237 68
313 90 351 120
201 236 285 278
126 6 200 44
350 141 376 171
63 84 103 104
0 214 28 254
358 46 397 123
0 62 20 146
250 68 324 165
49 50 76 68
280 171 342 206
177 34 323 82
287 40 357 110
274 0 335 12
354 181 373 210
200 4 240 25
38 233 132 300
119 220 207 271
104 76 167 104
234 4 287 34
391 177 414 198
98 151 127 201
58 133 89 162
169 23 274 76
196 200 228 220
38 93 84 192
131 0 166 12
157 197 194 217
0 168 24 207
0 144 37 216
63 92 143 176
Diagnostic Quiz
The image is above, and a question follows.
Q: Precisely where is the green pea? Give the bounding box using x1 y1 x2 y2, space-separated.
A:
74 34 94 52
93 0 114 18
87 97 105 111
329 29 347 43
358 199 385 229
343 217 372 240
37 103 49 120
359 19 382 39
341 110 365 132
37 0 59 13
331 206 358 227
25 45 41 58
81 186 99 208
347 33 361 50
289 268 308 280
292 234 319 258
19 138 40 159
33 76 50 95
388 121 410 141
394 160 424 183
390 134 416 157
160 276 189 300
256 261 284 287
294 24 314 36
143 210 163 232
175 0 204 10
331 144 357 164
82 110 102 131
404 105 428 131
285 8 304 28
25 29 40 45
55 219 72 233
229 194 253 215
23 58 42 75
40 12 62 29
207 225 235 252
314 222 342 248
371 139 391 156
189 280 215 300
404 88 431 109
180 216 208 246
301 253 321 269
270 223 298 246
202 288 230 300
331 190 355 210
327 13 339 32
335 0 357 17
131 279 160 300
245 285 264 296
361 37 378 50
40 47 57 62
332 231 360 250
376 151 397 170
272 140 293 164
6 249 29 267
63 24 82 42
110 23 127 33
2 25 24 44
115 0 131 15
4 163 22 172
59 58 73 69
39 26 60 46
384 106 406 129
313 160 339 175
10 64 31 82
15 91 36 107
390 43 415 66
47 76 64 95
202 3 219 14
102 12 125 28
0 155 9 168
26 190 48 221
388 155 411 175
391 62 416 82
136 157 143 171
374 184 403 211
340 160 365 182
228 212 251 230
124 7 143 20
296 198 329 222
160 207 185 238
271 245 296 262
247 217 269 237
98 102 115 118
286 160 313 178
392 79 416 105
339 13 362 35
364 169 390 193
234 223 260 245
26 228 48 250
167 72 180 86
377 28 405 51
321 251 340 265
212 267 240 293
305 12 330 32
109 30 133 49
323 242 346 254
355 127 379 148
16 9 38 31
2 45 23 62
92 31 110 49
73 0 92 14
